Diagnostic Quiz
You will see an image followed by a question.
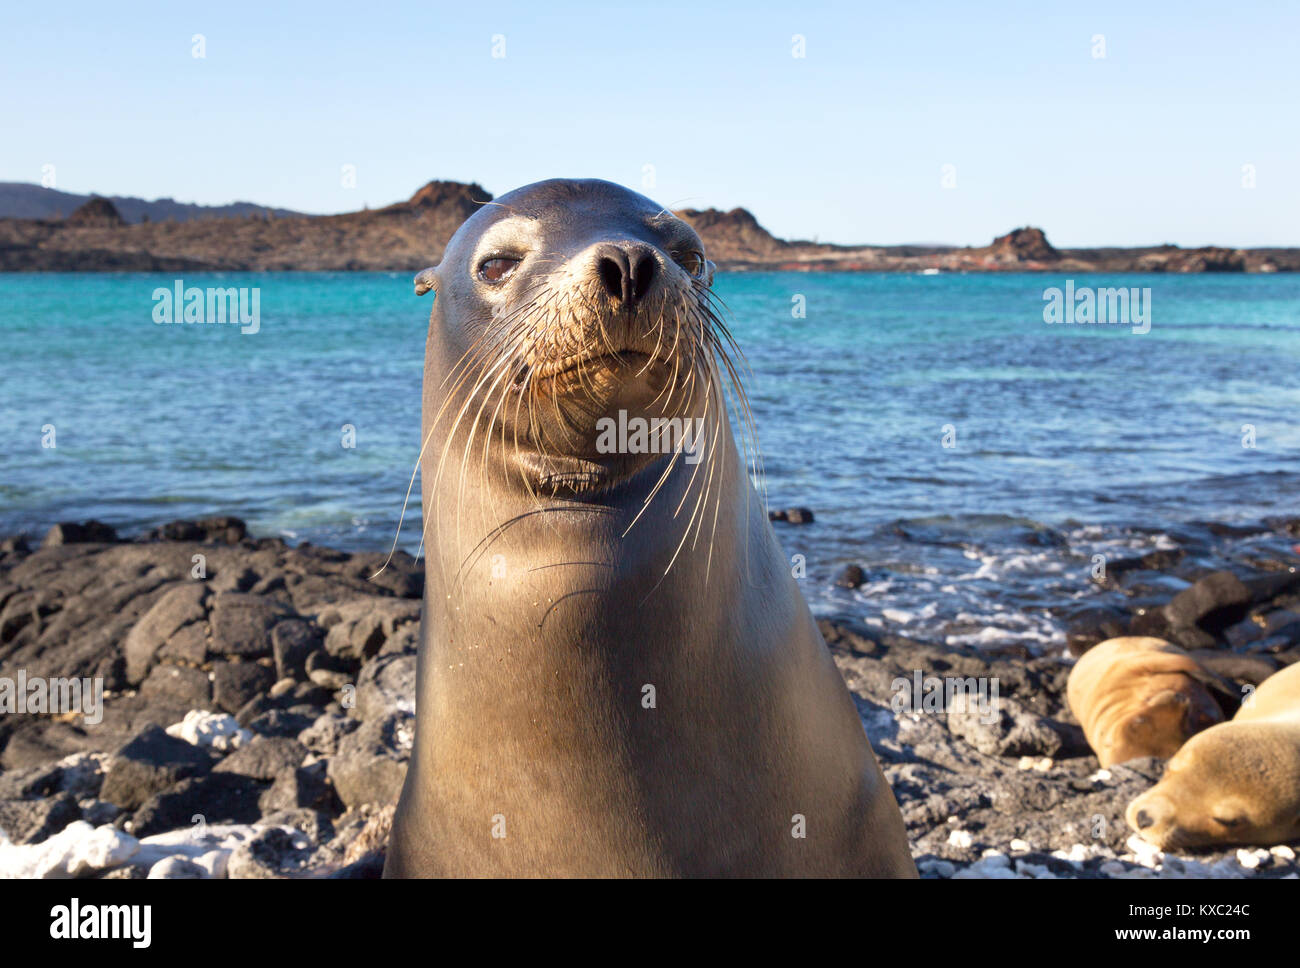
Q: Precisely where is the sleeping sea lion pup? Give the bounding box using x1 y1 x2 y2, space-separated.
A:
1126 660 1300 849
1067 636 1231 767
384 179 915 877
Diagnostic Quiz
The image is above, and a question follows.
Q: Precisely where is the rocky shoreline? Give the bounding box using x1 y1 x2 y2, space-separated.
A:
1 514 1298 878
3 184 1296 273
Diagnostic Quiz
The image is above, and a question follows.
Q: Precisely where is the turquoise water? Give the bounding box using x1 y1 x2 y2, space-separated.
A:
4 271 1299 649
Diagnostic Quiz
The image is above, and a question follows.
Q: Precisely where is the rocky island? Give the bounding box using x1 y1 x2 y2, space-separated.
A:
1 181 1295 273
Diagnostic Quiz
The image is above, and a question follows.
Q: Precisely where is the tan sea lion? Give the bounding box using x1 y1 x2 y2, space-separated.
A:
1126 661 1300 849
383 179 915 877
1067 636 1231 767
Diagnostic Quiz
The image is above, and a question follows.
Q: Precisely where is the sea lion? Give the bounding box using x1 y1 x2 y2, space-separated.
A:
384 179 915 877
1067 636 1230 767
1126 661 1300 849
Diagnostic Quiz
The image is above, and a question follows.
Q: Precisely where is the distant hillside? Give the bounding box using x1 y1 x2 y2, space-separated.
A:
0 181 1295 273
0 182 492 271
0 182 302 223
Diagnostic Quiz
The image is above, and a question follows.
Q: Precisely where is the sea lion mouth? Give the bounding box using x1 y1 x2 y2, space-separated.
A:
514 450 622 494
1152 827 1191 851
528 349 659 383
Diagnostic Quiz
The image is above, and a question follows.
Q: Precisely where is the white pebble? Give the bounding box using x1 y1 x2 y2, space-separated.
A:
148 856 206 879
1236 848 1269 870
166 710 251 750
0 822 139 879
193 849 230 879
1126 834 1163 868
947 829 974 849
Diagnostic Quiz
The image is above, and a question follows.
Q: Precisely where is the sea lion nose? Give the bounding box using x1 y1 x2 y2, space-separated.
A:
595 242 656 306
1135 809 1154 829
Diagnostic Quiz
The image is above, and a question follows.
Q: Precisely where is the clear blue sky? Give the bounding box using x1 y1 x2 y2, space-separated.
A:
3 0 1296 247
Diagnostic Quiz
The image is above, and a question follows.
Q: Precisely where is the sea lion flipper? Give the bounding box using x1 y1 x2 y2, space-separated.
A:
414 266 438 296
1183 663 1245 716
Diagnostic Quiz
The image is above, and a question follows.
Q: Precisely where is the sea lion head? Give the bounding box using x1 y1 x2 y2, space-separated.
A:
1067 637 1230 768
1126 720 1300 849
1102 684 1224 766
416 178 738 498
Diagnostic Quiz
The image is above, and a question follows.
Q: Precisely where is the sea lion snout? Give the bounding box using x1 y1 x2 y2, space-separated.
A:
1126 791 1178 845
593 240 658 307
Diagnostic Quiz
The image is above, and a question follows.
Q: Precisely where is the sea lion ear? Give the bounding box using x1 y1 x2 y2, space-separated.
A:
414 266 438 296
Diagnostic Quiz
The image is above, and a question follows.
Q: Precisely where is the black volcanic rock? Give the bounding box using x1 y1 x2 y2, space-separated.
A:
41 519 118 546
769 507 815 524
0 794 81 844
1164 570 1252 636
131 773 264 837
145 516 248 544
213 735 306 781
209 593 292 658
212 661 277 713
272 619 323 680
138 663 213 710
100 725 215 811
835 564 868 589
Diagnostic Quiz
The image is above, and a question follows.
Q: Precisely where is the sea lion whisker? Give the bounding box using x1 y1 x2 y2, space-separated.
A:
376 295 552 584
621 365 709 539
369 423 437 581
451 323 552 556
453 504 616 591
433 278 553 395
431 322 541 566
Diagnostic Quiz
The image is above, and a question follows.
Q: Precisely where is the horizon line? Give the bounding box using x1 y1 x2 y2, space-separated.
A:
5 178 1296 252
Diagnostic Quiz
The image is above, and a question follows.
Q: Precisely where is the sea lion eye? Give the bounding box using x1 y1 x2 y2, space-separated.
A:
478 257 520 283
1213 815 1243 828
678 250 706 277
